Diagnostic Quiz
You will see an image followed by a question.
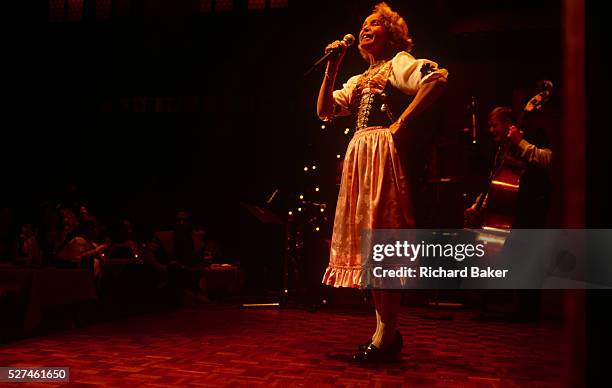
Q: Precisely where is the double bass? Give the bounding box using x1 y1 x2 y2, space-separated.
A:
472 81 553 236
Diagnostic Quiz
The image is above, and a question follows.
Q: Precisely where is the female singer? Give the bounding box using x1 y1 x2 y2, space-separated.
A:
317 2 448 361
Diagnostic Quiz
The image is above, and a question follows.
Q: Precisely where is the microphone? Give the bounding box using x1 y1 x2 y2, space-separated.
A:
304 34 355 77
266 189 279 205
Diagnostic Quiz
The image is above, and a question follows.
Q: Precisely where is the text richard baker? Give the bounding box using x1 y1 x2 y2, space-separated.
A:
372 266 508 278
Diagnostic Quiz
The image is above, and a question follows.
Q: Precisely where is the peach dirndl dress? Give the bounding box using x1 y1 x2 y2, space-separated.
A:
322 61 415 288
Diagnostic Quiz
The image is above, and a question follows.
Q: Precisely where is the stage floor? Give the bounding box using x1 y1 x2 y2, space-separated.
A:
0 304 568 387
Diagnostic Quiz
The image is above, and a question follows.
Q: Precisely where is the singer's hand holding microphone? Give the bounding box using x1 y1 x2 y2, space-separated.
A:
324 34 354 66
305 34 354 77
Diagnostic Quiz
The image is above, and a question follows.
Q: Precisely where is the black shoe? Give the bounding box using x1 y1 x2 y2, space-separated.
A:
353 331 403 362
353 343 399 362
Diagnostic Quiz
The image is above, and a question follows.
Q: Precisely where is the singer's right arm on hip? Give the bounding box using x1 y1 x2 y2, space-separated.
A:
317 41 346 120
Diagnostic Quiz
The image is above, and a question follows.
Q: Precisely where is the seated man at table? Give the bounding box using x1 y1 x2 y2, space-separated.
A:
12 223 42 266
146 210 209 304
107 219 140 260
195 225 227 265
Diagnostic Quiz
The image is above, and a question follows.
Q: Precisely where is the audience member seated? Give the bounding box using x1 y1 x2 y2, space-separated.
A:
195 226 225 265
12 223 42 266
56 216 108 285
44 205 80 267
145 210 209 304
107 219 141 260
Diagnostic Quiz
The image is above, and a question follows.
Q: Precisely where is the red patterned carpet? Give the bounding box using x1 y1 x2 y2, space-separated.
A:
0 304 569 387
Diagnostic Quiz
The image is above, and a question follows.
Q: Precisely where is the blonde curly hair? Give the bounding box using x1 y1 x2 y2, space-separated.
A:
359 2 413 60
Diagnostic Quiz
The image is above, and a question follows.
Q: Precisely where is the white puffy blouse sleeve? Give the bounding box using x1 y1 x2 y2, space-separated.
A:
331 75 360 117
389 51 448 95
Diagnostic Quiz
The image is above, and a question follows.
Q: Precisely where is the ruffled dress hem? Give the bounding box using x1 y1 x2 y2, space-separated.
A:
322 265 364 289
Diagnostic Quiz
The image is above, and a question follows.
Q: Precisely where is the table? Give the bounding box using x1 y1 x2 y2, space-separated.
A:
203 264 243 296
0 265 97 334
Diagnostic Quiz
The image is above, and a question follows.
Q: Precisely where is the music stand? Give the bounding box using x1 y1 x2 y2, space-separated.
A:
239 202 284 226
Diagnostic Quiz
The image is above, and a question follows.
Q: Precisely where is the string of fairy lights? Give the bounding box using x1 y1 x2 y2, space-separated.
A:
286 121 353 233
